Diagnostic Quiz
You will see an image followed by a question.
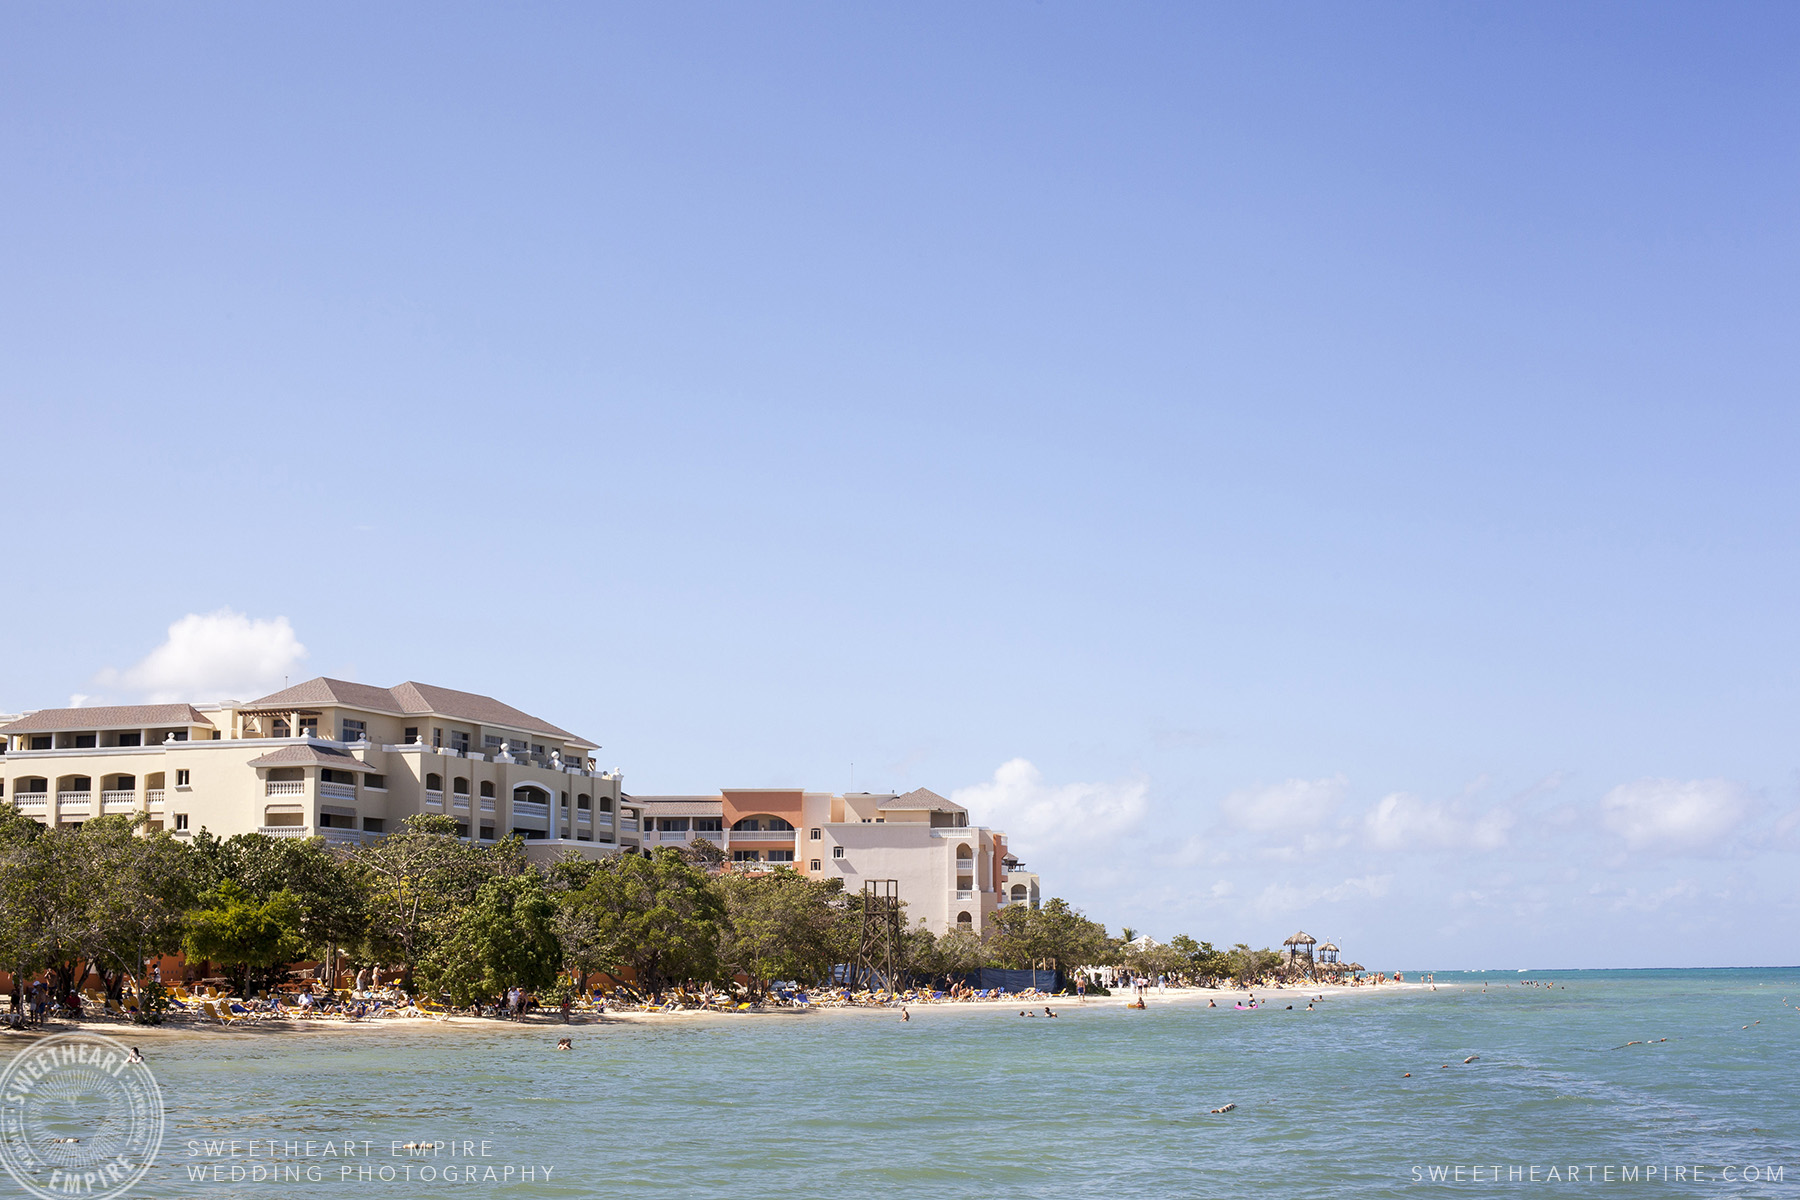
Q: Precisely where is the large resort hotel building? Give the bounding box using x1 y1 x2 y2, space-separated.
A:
0 676 1044 926
631 788 1040 935
0 678 637 861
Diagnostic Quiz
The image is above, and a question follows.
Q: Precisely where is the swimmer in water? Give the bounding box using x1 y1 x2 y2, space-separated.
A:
900 1007 910 1022
555 1037 572 1051
126 1048 144 1064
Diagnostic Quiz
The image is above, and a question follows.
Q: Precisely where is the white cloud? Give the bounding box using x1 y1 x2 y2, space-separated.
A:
1362 791 1514 852
97 610 308 703
1600 778 1747 852
1251 873 1393 915
951 758 1147 863
1222 775 1348 835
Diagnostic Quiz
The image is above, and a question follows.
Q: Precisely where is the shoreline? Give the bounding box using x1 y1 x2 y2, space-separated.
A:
2 981 1439 1041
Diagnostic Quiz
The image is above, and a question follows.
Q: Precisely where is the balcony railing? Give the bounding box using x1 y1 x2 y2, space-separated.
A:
259 825 310 839
512 801 549 819
956 889 975 901
15 794 47 808
266 781 305 796
319 782 356 801
480 799 496 813
101 790 138 810
146 789 165 807
619 819 639 832
732 829 796 842
425 789 444 804
57 791 92 809
318 827 364 845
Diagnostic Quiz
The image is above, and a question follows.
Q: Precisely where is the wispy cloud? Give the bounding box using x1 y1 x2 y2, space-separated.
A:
952 758 1147 886
1361 791 1514 852
1599 778 1748 853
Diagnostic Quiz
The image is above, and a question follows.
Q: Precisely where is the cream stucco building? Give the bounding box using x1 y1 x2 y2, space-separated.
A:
0 678 640 861
631 786 1034 935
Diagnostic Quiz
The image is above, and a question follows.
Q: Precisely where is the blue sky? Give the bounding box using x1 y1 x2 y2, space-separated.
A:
4 4 1797 968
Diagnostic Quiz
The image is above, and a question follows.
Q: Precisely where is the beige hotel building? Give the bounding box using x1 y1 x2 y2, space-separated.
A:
0 677 640 861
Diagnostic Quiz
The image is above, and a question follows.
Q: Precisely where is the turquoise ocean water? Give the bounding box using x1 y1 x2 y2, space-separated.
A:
89 968 1800 1198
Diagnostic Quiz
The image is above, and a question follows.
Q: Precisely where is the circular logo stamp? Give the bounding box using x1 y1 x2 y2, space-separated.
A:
0 1032 164 1200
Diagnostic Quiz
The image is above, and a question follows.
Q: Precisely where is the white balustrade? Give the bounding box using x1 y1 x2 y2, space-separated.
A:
266 781 305 796
319 782 356 801
57 791 92 809
259 825 310 839
146 789 165 807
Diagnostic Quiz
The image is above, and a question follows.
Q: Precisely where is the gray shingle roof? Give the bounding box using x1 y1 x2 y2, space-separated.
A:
244 745 381 773
239 677 597 748
0 705 217 734
878 787 964 812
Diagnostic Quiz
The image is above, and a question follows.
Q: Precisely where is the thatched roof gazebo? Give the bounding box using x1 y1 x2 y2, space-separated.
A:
1317 941 1341 966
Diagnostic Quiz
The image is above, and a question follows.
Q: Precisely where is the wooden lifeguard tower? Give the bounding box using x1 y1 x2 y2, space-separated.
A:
1282 930 1316 977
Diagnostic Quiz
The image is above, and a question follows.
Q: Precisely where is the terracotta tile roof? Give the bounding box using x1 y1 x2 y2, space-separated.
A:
239 677 597 748
244 744 380 773
0 705 217 734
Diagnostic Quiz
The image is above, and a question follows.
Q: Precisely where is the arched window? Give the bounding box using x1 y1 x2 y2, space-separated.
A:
956 911 974 928
732 815 795 832
955 844 974 860
1010 884 1028 901
452 777 470 796
480 781 495 798
425 773 443 792
577 794 591 810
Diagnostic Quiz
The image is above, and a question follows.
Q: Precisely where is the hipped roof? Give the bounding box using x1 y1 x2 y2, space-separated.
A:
240 677 597 749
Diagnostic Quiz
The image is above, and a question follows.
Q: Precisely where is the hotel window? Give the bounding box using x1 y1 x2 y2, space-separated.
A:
116 732 141 747
364 774 387 790
450 731 470 754
810 828 821 840
340 719 366 742
484 735 505 752
810 859 821 871
833 846 844 858
768 850 794 863
731 850 761 862
30 736 50 750
480 781 495 798
173 814 189 831
694 817 722 832
363 818 385 833
405 727 419 744
175 770 191 787
560 792 569 809
455 822 470 838
298 718 317 737
75 734 97 748
273 718 291 738
577 795 591 810
432 728 442 748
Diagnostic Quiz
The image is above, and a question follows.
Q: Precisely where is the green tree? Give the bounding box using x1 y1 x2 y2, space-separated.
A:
418 874 562 1006
988 897 1108 979
557 849 725 993
359 815 507 985
0 807 50 1010
182 880 304 998
716 868 844 992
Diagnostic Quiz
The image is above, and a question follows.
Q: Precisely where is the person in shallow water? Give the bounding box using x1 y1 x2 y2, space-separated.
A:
555 1038 572 1051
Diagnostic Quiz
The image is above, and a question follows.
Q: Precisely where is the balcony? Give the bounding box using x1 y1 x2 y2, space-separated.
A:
512 800 548 819
656 829 691 841
259 825 310 839
319 782 356 801
15 794 47 809
266 781 305 796
101 790 138 811
146 789 165 808
619 818 638 833
57 791 92 810
956 889 975 901
424 790 444 808
318 827 364 845
733 829 796 843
